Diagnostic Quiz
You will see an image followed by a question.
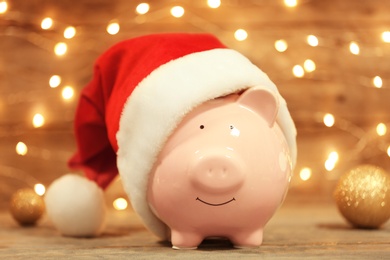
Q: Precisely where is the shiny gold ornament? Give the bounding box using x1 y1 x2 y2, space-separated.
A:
9 188 45 226
334 165 390 228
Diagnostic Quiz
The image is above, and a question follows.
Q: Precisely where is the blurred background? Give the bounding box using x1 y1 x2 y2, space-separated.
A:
1 0 390 211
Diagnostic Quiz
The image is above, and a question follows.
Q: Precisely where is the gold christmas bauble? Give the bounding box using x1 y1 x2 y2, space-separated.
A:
334 165 390 229
9 188 45 226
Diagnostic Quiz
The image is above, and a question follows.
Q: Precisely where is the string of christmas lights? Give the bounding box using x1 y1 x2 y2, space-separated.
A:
1 0 390 209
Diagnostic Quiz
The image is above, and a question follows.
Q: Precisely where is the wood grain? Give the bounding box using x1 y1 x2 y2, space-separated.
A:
1 197 389 259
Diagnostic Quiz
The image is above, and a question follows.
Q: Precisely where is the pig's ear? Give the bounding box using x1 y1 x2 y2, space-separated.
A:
237 87 279 127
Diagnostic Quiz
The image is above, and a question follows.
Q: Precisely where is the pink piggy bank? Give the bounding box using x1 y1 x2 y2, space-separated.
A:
148 87 292 249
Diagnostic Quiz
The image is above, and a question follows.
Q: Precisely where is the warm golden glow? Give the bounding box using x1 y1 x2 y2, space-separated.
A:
284 0 297 7
323 113 335 127
274 39 288 52
304 59 316 72
373 76 383 88
49 75 61 88
325 151 338 171
307 35 318 47
382 31 390 43
64 26 76 39
328 151 339 163
170 6 185 18
32 113 45 128
349 41 360 55
107 22 120 35
207 0 221 8
41 17 53 30
113 198 128 210
0 1 8 14
34 183 46 196
54 42 67 56
62 86 74 100
234 29 248 41
376 123 387 136
16 142 28 156
292 65 304 78
299 167 312 181
325 159 336 171
136 3 150 14
387 145 390 157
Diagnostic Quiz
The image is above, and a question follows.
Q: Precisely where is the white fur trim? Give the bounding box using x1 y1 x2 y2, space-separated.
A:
116 48 297 239
45 174 107 237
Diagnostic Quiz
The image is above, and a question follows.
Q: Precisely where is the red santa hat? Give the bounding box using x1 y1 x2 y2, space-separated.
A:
45 33 297 239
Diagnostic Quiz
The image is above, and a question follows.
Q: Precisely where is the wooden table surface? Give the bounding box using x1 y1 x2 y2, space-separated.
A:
1 197 389 259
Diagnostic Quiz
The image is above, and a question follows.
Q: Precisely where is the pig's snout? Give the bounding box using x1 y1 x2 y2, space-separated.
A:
189 149 245 194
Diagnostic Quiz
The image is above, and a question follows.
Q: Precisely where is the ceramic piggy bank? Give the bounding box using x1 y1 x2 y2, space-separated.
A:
148 87 292 249
44 34 297 249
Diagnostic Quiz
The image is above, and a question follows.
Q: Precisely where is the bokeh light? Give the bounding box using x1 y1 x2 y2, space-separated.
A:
64 26 76 39
299 167 312 181
32 113 45 128
207 0 221 8
16 142 28 156
34 183 46 196
376 123 387 136
136 3 150 14
113 198 128 210
304 59 316 72
41 17 53 30
325 151 338 171
170 6 184 18
49 75 61 88
349 41 360 55
275 39 288 52
234 29 248 41
0 1 8 14
323 113 335 127
307 35 319 47
373 76 383 88
62 86 74 100
284 0 297 8
54 42 67 56
381 31 390 43
292 65 304 78
107 22 120 35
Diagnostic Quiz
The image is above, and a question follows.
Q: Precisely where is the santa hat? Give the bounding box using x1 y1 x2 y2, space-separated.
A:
45 33 297 239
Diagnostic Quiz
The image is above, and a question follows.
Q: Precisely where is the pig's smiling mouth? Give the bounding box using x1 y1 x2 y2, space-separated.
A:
196 197 236 206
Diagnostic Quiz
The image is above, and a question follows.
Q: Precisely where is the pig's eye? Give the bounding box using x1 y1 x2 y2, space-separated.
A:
200 125 205 129
230 125 240 137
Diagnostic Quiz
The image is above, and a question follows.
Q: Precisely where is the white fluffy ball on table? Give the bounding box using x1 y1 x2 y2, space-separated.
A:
44 174 107 237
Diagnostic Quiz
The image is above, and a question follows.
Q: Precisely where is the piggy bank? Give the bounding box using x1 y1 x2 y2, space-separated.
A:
147 87 292 249
44 34 297 247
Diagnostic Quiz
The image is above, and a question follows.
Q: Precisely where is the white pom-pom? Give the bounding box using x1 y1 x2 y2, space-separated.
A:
45 174 106 237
